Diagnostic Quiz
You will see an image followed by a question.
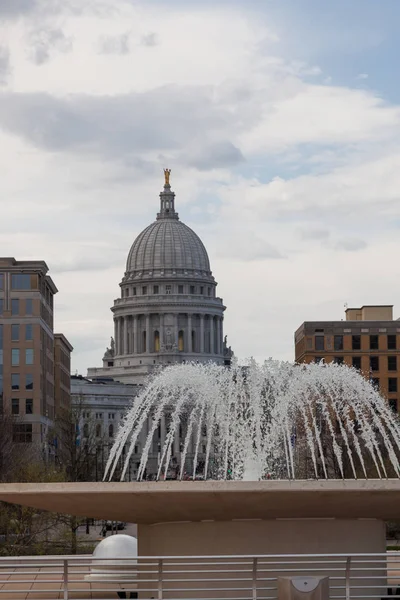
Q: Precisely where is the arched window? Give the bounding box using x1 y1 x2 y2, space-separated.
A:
109 424 114 438
83 423 89 438
191 330 196 353
154 330 160 352
96 424 101 438
178 330 184 352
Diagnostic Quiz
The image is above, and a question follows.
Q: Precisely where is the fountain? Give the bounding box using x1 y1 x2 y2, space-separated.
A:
105 359 400 483
0 359 400 558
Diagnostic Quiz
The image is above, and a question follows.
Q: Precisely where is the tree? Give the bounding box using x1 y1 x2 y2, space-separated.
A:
51 398 111 553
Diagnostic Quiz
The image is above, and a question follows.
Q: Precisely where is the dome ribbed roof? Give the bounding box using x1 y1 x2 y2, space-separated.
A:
126 219 210 273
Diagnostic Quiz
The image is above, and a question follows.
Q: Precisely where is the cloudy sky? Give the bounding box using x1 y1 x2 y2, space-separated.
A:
1 0 400 374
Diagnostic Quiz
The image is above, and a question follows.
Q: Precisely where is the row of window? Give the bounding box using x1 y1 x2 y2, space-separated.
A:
81 411 124 420
11 398 33 415
315 355 398 375
0 274 35 291
0 298 34 316
315 334 397 352
123 284 213 298
370 378 398 393
83 422 115 438
10 349 34 366
10 373 34 390
10 323 34 341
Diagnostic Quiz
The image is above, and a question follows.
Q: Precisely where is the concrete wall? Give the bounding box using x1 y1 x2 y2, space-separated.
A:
138 518 386 556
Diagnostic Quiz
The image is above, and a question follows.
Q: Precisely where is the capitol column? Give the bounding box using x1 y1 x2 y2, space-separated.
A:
146 314 151 353
187 314 192 353
118 317 123 355
123 317 128 354
216 318 221 355
210 316 215 355
113 318 118 354
200 314 204 353
133 315 138 354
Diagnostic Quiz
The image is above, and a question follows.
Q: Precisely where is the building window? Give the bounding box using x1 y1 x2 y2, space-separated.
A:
315 336 324 351
334 335 343 351
142 286 147 295
11 373 19 390
370 356 379 372
334 356 344 365
95 413 103 419
207 287 211 296
200 286 204 295
388 335 397 350
133 287 137 296
370 335 379 350
178 285 184 294
11 299 19 315
109 424 114 438
25 299 33 315
96 424 102 437
11 398 19 415
352 335 361 351
389 378 398 393
0 299 3 314
166 285 171 295
83 423 89 438
25 324 33 341
352 357 361 370
388 356 397 372
389 399 398 413
12 349 19 366
25 374 33 390
108 413 115 419
11 274 31 290
190 285 195 294
25 398 33 415
370 377 379 389
13 424 32 443
153 285 159 294
11 324 19 342
0 274 3 289
25 349 34 365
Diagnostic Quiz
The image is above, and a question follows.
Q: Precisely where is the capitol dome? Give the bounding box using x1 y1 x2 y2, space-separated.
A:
87 169 231 387
126 219 210 275
125 171 211 278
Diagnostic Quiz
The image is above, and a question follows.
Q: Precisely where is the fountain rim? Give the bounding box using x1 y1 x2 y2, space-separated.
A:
1 479 400 523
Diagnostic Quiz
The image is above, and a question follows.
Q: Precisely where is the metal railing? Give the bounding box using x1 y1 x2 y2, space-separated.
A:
0 552 399 599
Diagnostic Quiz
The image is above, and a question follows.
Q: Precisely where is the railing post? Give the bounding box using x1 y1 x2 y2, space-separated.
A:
252 557 258 600
345 556 351 600
63 559 69 600
158 558 163 600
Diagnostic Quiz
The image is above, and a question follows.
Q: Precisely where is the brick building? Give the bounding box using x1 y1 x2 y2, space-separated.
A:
295 305 400 412
0 258 72 450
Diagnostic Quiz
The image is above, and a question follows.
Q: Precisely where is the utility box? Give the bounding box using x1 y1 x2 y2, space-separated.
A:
278 576 329 600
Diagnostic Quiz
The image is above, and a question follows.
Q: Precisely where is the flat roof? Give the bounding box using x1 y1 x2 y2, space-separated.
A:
0 480 400 523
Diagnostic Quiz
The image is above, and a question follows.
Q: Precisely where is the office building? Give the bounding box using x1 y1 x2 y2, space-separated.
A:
0 258 72 448
295 305 400 411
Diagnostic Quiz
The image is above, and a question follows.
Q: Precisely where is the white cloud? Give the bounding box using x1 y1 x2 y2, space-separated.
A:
0 0 399 374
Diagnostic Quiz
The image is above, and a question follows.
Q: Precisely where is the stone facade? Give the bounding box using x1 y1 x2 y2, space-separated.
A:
88 174 231 384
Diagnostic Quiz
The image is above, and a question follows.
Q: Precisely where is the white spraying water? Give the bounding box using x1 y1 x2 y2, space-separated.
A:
104 359 400 481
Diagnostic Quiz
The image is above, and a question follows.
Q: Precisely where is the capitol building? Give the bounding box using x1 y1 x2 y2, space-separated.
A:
88 170 232 385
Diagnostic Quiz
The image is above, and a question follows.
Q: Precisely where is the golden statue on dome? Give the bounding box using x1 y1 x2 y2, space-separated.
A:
164 168 171 185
